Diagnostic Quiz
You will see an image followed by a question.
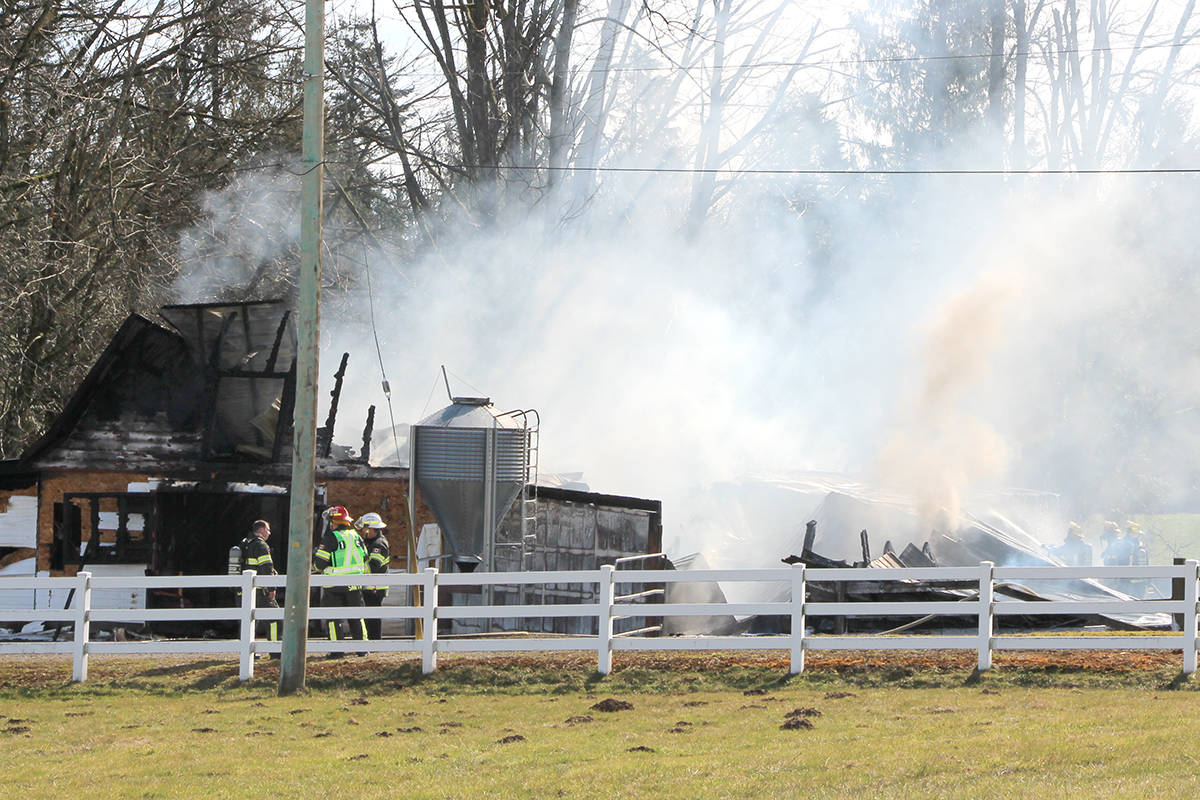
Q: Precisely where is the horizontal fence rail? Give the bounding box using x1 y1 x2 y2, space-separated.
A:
0 561 1196 682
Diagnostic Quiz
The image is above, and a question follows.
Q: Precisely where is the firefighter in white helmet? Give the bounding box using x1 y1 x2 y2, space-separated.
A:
355 512 391 642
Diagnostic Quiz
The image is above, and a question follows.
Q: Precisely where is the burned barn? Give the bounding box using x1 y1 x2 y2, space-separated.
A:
0 300 662 629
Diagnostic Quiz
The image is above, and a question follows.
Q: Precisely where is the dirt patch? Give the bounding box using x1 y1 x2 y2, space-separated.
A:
64 711 92 717
591 698 633 712
375 731 392 737
497 734 525 744
565 715 593 724
396 726 423 733
3 726 31 735
743 688 768 696
348 754 368 761
288 709 310 715
781 717 814 731
682 701 708 707
740 703 767 710
785 707 822 719
314 731 333 738
981 688 1001 695
191 727 217 733
824 691 856 699
350 698 369 706
438 721 462 728
626 745 655 753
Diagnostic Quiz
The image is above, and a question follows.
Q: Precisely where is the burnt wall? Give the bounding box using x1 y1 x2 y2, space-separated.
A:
37 470 152 574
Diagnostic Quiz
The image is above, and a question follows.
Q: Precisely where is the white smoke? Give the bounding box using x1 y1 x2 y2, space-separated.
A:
170 4 1200 566
175 167 300 304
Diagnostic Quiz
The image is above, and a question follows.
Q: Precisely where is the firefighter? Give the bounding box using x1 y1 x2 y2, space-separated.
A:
355 512 391 641
240 520 280 651
1055 522 1093 566
1127 521 1151 598
1100 520 1130 566
312 506 368 656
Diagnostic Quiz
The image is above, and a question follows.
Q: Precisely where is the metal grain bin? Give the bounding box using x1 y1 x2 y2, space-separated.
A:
411 397 530 571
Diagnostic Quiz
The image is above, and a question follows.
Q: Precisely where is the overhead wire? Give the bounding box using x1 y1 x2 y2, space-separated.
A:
467 164 1200 175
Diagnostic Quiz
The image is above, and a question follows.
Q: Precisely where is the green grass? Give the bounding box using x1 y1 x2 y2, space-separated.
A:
3 652 1200 798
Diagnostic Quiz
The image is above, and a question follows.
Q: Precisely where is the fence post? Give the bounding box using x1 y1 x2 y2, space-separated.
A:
421 567 438 675
790 563 806 674
71 571 91 683
597 564 615 675
239 569 256 681
1184 559 1198 675
977 561 994 672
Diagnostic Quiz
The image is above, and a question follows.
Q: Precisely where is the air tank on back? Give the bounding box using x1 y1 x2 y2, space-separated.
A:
409 395 532 572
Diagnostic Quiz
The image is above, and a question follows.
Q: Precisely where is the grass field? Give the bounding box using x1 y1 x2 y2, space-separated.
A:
3 650 1200 799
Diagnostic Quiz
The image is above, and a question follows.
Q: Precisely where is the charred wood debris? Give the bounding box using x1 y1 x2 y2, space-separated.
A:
752 521 1156 635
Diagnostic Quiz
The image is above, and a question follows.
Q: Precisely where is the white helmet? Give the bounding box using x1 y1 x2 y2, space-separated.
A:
355 512 387 530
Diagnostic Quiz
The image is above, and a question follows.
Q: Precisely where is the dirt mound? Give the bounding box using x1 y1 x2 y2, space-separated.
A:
824 691 856 699
565 715 593 724
781 717 814 730
591 698 633 712
785 707 821 718
497 734 525 744
626 745 655 752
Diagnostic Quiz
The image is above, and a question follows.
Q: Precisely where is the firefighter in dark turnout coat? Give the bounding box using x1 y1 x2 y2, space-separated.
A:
355 512 391 641
241 520 280 644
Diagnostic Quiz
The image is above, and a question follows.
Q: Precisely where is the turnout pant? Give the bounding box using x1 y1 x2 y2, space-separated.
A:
257 592 280 642
362 589 386 640
321 587 367 643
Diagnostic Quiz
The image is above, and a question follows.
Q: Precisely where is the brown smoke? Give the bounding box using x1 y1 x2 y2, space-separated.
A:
877 275 1020 529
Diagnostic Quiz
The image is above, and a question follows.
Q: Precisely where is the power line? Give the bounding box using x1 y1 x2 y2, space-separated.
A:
470 164 1200 176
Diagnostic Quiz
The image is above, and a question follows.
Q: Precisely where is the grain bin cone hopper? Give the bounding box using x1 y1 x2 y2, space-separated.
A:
410 395 534 573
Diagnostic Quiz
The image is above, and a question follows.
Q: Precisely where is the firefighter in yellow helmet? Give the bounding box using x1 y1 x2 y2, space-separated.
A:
312 506 368 656
1054 522 1093 567
355 512 391 642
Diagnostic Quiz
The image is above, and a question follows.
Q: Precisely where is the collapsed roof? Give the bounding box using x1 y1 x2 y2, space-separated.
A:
772 489 1170 630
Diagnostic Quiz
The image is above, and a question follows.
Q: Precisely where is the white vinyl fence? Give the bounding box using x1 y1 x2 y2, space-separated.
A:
0 562 1196 683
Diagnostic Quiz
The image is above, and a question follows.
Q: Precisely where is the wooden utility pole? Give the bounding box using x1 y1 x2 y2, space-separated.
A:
279 0 325 695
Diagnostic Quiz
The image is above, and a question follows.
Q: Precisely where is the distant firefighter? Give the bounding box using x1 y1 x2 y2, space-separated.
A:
355 512 391 642
313 505 368 655
1101 520 1132 566
1054 522 1093 566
